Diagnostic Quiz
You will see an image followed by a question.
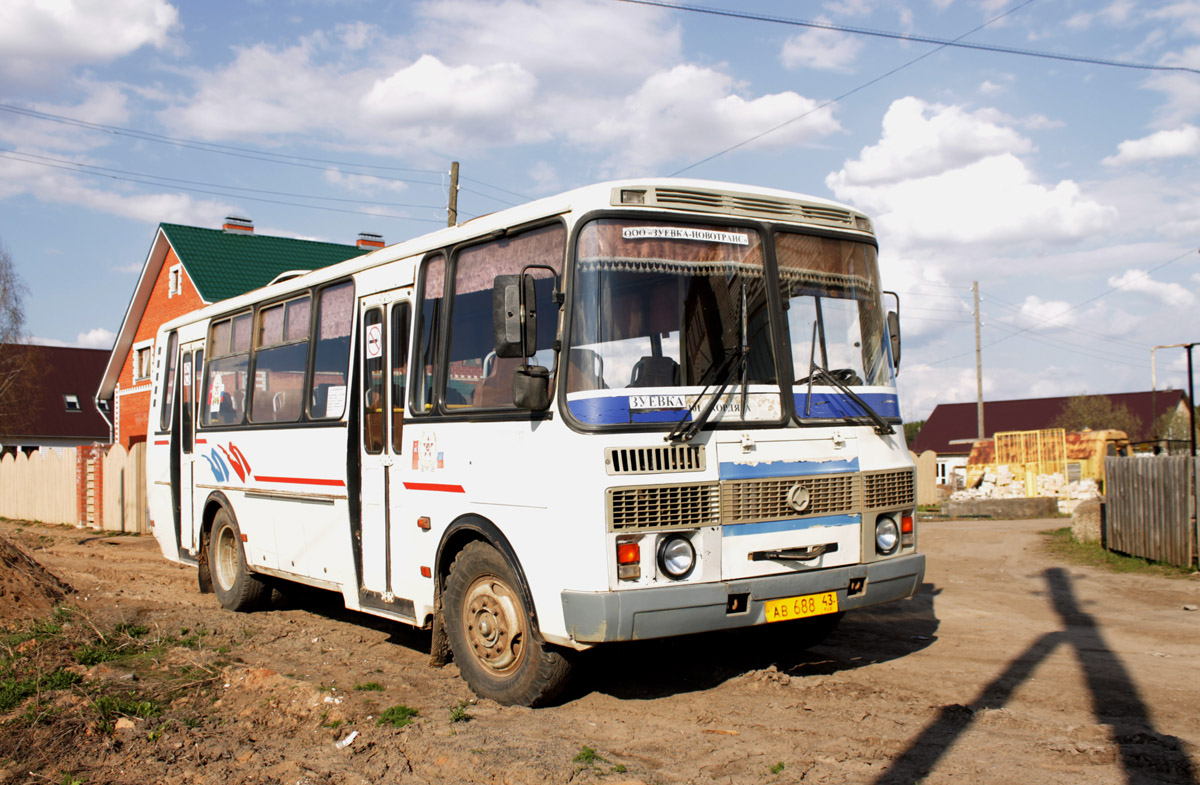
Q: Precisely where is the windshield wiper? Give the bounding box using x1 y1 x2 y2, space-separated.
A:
802 322 895 436
666 347 747 443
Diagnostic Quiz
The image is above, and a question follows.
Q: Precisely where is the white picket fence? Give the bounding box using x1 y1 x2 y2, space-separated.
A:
0 443 147 533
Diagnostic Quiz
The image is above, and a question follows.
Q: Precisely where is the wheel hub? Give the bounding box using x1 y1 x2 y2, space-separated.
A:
464 578 525 674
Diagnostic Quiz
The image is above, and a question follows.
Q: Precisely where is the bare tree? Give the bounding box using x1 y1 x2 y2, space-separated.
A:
0 241 42 439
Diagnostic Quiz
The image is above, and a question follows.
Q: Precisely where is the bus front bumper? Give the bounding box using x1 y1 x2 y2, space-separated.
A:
560 553 925 644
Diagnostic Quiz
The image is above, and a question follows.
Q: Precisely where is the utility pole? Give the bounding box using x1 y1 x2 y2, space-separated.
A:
447 161 459 228
974 281 984 441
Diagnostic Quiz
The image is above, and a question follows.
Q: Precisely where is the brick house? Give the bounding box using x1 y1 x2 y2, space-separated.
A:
97 217 379 447
0 344 111 454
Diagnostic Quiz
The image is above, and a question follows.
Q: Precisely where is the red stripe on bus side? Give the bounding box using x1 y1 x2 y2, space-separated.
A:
402 482 466 493
154 439 170 446
255 475 347 487
195 438 207 445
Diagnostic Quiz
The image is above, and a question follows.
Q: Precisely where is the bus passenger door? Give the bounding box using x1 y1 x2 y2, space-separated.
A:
358 296 411 612
179 343 203 556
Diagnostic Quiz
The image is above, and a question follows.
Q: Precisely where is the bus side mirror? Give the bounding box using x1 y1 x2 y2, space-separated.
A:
492 274 537 358
887 310 902 372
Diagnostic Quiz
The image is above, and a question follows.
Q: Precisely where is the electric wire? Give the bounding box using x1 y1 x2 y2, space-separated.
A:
0 148 449 210
614 0 1200 75
0 151 449 224
0 103 525 210
663 0 1037 176
926 247 1198 366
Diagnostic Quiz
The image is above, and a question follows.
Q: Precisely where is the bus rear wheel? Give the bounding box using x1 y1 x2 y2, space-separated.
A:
209 509 267 612
443 541 570 707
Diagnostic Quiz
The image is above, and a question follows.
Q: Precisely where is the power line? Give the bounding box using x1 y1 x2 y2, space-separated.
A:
0 103 527 209
984 291 1147 351
664 0 1036 175
1 148 447 210
0 151 448 224
615 0 1200 75
926 247 1198 366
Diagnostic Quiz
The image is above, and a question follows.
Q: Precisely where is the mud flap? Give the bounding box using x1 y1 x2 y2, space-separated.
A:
197 539 213 594
428 596 451 667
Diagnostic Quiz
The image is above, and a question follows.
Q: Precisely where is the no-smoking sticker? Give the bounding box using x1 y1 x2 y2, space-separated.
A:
366 323 383 359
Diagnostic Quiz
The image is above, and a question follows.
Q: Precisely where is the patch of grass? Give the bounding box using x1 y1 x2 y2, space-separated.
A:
353 681 384 692
92 694 162 720
1041 528 1195 577
377 704 420 728
0 669 82 712
574 746 599 765
113 623 149 638
449 701 472 723
769 761 786 775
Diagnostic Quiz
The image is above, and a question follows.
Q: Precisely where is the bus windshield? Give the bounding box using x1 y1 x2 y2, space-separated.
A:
566 218 775 396
775 232 892 396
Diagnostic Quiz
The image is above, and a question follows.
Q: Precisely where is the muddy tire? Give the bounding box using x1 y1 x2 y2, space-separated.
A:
208 509 267 612
443 541 570 706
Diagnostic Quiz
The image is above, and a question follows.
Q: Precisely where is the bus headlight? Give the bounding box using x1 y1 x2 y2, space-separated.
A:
657 535 695 579
875 516 899 555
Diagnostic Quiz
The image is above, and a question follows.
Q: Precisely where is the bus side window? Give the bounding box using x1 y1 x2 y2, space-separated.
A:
310 281 354 420
362 307 386 454
391 302 410 453
412 255 444 415
446 225 563 410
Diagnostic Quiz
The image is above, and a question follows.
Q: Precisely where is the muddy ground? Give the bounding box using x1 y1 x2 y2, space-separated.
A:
1 516 1198 785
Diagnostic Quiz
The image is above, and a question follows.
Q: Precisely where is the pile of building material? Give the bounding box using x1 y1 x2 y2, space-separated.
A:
951 469 1100 514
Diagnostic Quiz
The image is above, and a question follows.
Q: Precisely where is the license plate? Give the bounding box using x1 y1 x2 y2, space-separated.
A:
763 591 839 623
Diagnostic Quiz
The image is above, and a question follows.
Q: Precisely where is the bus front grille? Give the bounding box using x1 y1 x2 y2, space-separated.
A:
720 473 860 525
607 483 719 531
863 468 916 510
605 445 706 475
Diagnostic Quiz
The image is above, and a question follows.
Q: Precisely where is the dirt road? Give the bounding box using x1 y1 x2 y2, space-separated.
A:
2 517 1198 785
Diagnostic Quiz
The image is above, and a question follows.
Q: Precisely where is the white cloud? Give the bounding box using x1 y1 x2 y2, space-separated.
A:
896 364 984 422
1107 269 1196 308
579 65 840 174
323 168 411 195
364 56 539 127
1144 46 1200 126
781 20 863 72
1066 0 1135 29
0 0 179 82
77 327 115 349
413 0 681 82
827 97 1032 187
826 98 1115 249
0 83 131 153
1102 125 1200 165
980 79 1008 96
1012 295 1077 329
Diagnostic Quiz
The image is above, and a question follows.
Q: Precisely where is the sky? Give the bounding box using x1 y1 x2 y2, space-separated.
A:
1 0 1198 421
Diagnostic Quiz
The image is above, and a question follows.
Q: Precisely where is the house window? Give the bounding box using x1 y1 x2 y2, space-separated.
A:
64 394 81 412
168 264 182 297
98 399 110 413
133 341 153 382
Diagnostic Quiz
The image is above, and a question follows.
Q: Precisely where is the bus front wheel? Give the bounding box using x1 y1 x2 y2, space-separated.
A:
209 509 267 612
443 541 570 706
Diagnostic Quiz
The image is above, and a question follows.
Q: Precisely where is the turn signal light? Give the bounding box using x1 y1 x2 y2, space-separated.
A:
901 516 914 534
617 541 640 581
417 516 431 531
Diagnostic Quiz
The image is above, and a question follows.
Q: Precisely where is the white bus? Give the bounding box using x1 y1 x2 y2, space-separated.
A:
147 179 924 706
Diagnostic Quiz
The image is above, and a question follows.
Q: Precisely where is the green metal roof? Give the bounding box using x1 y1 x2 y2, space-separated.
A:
159 223 371 302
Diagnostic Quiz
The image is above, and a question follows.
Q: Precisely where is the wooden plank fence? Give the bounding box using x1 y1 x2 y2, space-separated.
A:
910 450 938 506
0 444 148 533
1104 456 1197 568
0 448 78 525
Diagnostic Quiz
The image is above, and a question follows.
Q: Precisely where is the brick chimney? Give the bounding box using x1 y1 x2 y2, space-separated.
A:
357 232 384 249
223 216 254 234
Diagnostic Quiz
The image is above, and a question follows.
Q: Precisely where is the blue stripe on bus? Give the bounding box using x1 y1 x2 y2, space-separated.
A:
723 513 860 537
718 458 859 480
795 391 900 419
568 390 900 424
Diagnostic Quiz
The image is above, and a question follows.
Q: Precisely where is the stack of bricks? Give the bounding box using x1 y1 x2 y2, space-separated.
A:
75 444 106 529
